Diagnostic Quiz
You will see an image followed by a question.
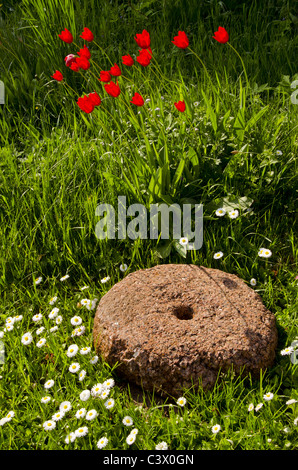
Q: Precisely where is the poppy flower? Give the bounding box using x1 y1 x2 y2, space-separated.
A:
104 81 121 97
70 62 80 72
174 100 186 112
130 92 144 107
52 70 63 81
75 56 90 70
134 29 150 49
136 49 152 67
64 54 76 67
109 63 121 77
77 95 95 113
213 26 229 44
122 55 134 66
58 28 73 44
80 27 94 42
78 45 91 60
99 71 111 82
88 91 101 106
172 31 189 49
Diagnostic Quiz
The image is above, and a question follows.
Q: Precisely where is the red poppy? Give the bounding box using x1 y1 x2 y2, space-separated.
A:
52 70 63 81
78 45 91 60
122 54 134 66
172 31 189 49
99 71 111 82
213 26 229 43
109 63 121 77
134 29 150 49
88 91 101 106
136 49 152 67
64 54 76 67
174 100 186 112
130 92 144 107
58 28 73 43
75 56 90 70
77 95 95 113
70 62 80 72
80 27 94 42
104 81 121 97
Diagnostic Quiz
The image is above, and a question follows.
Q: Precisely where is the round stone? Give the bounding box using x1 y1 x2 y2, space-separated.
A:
93 264 278 397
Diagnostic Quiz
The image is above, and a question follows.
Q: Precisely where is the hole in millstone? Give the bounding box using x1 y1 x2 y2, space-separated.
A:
172 305 194 320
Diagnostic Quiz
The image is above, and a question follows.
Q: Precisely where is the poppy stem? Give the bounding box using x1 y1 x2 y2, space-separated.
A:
62 81 79 97
226 42 250 89
188 47 212 85
93 41 115 67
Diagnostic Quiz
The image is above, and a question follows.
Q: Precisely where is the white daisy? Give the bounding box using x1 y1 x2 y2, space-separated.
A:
91 383 103 397
248 403 254 412
66 344 79 358
294 417 298 426
69 362 80 373
212 424 221 434
36 338 46 348
214 251 223 259
104 398 115 410
126 433 136 445
43 420 56 431
250 278 257 286
5 317 15 326
75 408 87 419
258 248 272 258
122 416 133 426
80 299 91 307
263 392 274 401
177 397 186 407
255 403 263 412
90 355 99 365
36 327 45 335
286 399 298 405
41 396 51 404
97 436 109 449
276 150 283 156
49 307 59 319
228 209 239 219
52 411 65 421
80 286 89 291
80 346 91 355
55 315 63 325
35 276 43 286
60 401 72 413
71 325 86 337
215 208 226 217
103 378 115 389
120 264 128 272
155 441 168 450
65 432 76 444
80 390 91 402
179 237 188 246
44 379 55 389
100 389 110 400
0 418 9 426
85 409 98 421
32 313 43 322
14 315 23 322
79 370 87 381
87 298 98 310
49 296 58 305
281 346 294 356
101 276 110 284
4 324 14 332
129 428 138 436
75 426 88 438
5 411 15 421
60 274 70 282
50 325 58 333
71 316 82 326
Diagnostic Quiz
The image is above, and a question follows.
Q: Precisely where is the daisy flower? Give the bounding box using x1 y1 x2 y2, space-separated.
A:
90 355 99 364
80 298 91 308
4 324 14 332
69 362 80 373
104 398 115 410
215 208 226 217
41 396 51 404
126 433 136 445
276 150 283 156
228 209 239 219
50 325 58 333
0 418 9 426
80 285 89 291
212 424 221 434
66 344 79 358
103 378 115 389
44 379 55 389
55 315 63 325
60 401 72 413
80 390 91 402
281 346 294 356
76 408 87 419
79 370 87 381
263 392 274 401
177 397 186 407
101 276 110 284
35 276 43 286
49 307 59 319
248 403 254 412
258 248 272 258
214 251 223 259
294 417 298 426
91 383 103 397
5 411 15 421
155 441 168 450
120 263 128 272
52 411 65 421
80 346 91 355
100 389 110 400
36 338 46 348
179 237 188 246
286 399 298 405
129 428 138 436
85 409 98 421
65 432 76 444
255 403 263 412
97 436 109 449
71 316 82 326
75 426 88 438
49 296 58 305
5 317 15 326
14 315 23 322
88 298 98 310
122 416 133 426
250 278 257 286
60 274 70 282
32 313 43 322
36 327 45 335
43 420 56 431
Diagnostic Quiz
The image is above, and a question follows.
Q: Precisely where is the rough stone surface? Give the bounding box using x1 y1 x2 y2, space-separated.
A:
93 264 278 397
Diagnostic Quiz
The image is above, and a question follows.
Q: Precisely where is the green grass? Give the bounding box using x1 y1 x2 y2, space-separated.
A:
0 0 297 450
